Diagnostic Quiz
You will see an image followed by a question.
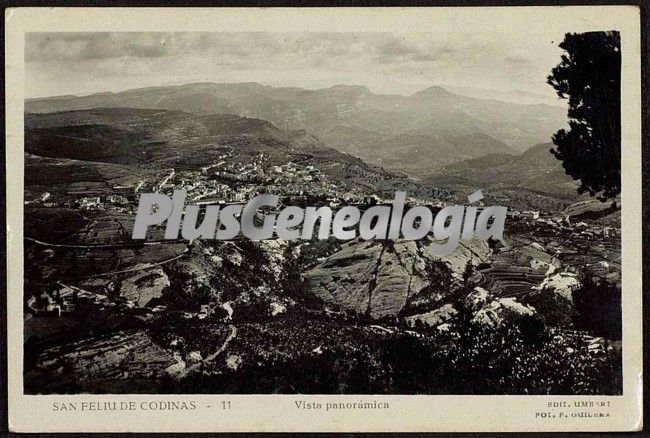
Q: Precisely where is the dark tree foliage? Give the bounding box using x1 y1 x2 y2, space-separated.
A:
462 261 475 285
279 244 323 310
572 275 622 340
547 31 621 200
162 316 622 395
426 259 454 292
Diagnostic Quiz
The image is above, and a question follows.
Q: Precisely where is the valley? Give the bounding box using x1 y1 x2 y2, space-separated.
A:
23 86 621 396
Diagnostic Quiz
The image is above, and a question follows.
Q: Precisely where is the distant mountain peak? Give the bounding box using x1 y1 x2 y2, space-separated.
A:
411 85 455 98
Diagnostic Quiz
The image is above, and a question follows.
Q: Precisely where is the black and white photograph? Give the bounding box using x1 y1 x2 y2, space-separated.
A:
19 27 628 397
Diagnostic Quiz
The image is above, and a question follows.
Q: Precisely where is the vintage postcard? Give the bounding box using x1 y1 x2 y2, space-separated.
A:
5 6 642 432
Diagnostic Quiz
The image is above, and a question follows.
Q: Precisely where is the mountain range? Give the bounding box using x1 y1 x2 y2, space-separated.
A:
26 82 567 178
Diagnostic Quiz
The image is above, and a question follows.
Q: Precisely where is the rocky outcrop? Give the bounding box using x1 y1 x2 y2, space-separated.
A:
405 303 457 327
405 286 538 331
305 236 490 319
524 271 578 326
463 286 490 312
28 331 175 392
472 297 536 329
533 272 579 301
433 236 491 277
119 267 170 307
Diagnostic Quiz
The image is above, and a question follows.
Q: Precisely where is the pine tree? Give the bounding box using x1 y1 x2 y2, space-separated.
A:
547 31 621 200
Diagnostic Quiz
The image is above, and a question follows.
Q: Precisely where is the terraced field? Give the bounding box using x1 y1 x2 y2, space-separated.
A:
477 262 547 298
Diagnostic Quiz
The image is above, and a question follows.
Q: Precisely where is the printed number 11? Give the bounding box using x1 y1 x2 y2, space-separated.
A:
222 401 231 410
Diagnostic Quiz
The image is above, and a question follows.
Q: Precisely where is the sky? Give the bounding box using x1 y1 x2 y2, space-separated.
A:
25 32 569 100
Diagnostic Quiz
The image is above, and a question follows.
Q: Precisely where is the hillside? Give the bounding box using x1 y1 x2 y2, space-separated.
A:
441 85 565 107
23 108 621 397
25 108 442 201
427 142 583 211
25 82 567 177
